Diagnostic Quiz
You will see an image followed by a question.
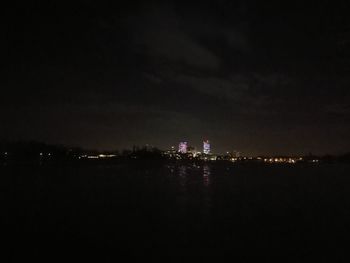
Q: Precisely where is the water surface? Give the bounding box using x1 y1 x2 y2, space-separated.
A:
4 162 350 261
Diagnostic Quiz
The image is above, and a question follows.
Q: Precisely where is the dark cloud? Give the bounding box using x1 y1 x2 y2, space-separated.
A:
125 2 221 70
3 0 350 154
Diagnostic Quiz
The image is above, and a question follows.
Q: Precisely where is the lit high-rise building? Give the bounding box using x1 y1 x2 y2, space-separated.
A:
203 140 210 154
178 142 188 154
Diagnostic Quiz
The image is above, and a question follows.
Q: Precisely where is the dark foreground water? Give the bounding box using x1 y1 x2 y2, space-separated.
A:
3 162 350 262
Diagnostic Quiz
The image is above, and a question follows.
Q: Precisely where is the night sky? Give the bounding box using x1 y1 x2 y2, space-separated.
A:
4 1 350 155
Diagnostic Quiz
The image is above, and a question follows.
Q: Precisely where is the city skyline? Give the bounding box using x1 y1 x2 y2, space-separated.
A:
2 138 347 158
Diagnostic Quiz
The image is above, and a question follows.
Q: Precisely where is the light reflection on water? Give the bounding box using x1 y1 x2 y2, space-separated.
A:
165 164 213 187
203 164 211 186
165 163 212 189
177 165 188 189
178 165 187 178
169 163 213 221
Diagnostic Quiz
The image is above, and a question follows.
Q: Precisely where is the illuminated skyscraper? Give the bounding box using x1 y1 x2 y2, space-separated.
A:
203 140 210 154
178 142 188 154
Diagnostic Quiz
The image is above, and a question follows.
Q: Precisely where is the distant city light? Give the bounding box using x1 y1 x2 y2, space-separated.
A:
80 154 117 159
203 140 210 154
98 154 116 158
262 157 301 164
178 142 188 154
